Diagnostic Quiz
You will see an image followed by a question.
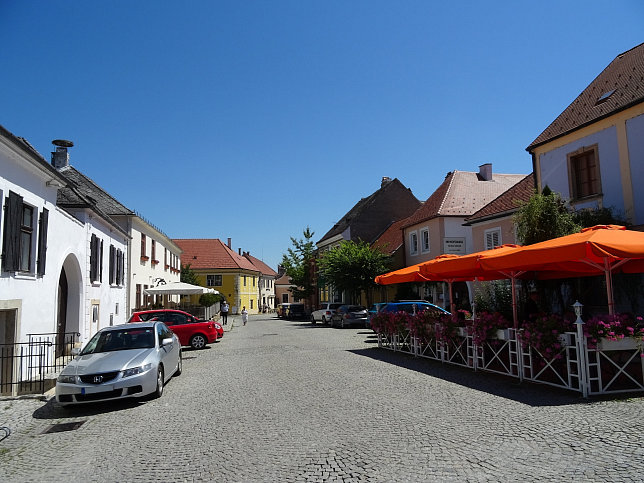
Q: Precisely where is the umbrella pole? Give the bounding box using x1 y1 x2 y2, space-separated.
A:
604 259 615 315
511 276 518 330
448 281 455 313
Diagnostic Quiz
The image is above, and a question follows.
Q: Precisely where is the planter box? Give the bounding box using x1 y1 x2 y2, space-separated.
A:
494 329 510 340
597 337 639 351
558 333 573 347
457 327 468 337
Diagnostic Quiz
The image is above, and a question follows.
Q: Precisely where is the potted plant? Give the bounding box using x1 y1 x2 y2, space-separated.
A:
583 313 644 351
521 313 575 359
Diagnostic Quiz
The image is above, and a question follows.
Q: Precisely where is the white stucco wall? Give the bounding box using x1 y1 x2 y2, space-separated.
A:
538 127 625 213
626 113 644 226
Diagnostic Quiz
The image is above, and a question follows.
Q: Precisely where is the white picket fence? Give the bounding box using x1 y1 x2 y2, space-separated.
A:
378 325 644 397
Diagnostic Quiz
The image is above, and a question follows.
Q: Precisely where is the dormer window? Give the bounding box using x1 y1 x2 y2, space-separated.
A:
594 89 616 106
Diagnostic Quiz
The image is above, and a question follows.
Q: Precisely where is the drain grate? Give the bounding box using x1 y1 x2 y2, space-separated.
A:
262 333 278 336
41 421 86 434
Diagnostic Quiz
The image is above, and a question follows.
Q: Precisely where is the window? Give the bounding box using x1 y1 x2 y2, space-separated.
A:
136 284 141 309
140 233 148 260
409 231 418 256
109 245 116 284
207 274 223 286
282 293 289 303
2 192 40 273
420 228 430 253
250 299 253 309
151 239 157 263
485 228 501 250
90 234 103 283
243 275 247 286
568 145 601 200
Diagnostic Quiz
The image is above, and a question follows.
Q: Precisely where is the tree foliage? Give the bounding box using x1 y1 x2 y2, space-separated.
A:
199 293 222 307
514 187 581 245
318 240 390 306
280 227 316 301
181 263 200 285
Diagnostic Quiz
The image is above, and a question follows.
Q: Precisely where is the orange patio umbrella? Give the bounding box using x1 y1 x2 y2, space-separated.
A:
419 245 525 325
480 225 644 314
374 263 433 285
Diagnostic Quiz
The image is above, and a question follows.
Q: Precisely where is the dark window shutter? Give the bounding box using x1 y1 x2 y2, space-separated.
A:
109 245 115 285
90 234 97 281
37 208 49 276
119 249 125 285
2 191 23 272
99 239 104 283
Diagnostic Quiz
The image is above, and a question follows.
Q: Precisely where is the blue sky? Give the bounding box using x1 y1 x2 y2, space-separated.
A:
2 1 643 271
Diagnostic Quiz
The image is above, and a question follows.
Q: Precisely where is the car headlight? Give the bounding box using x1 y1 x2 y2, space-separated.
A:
122 363 152 378
57 374 77 384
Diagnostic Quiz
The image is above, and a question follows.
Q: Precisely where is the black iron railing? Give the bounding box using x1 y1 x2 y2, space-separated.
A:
0 332 79 396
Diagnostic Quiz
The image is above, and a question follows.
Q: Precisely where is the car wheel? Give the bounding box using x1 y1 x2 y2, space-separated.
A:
174 352 182 376
322 316 327 324
310 314 316 324
154 366 164 398
190 334 207 350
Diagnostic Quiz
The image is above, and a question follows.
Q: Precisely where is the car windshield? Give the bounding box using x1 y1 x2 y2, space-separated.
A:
80 328 155 355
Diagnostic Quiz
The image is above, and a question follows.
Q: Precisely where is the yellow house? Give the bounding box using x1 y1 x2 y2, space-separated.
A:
173 238 261 314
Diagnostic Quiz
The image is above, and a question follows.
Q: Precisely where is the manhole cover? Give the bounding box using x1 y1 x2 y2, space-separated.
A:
42 421 86 434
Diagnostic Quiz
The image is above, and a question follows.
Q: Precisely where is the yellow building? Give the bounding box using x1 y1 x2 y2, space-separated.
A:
173 238 261 314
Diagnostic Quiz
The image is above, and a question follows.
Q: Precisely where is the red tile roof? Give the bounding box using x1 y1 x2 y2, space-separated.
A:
173 239 259 272
465 174 535 223
529 42 644 150
403 170 526 228
243 253 278 277
372 217 409 255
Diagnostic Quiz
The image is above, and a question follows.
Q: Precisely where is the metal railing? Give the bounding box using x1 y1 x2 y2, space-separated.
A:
0 332 79 396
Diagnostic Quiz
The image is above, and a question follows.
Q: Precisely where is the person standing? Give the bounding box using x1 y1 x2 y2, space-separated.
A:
241 306 248 326
221 300 229 325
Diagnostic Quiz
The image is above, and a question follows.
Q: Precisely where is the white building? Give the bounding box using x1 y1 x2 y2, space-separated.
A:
1 127 128 365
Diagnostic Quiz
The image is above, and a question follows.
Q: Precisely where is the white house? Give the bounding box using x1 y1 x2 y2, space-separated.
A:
528 42 644 229
1 127 129 381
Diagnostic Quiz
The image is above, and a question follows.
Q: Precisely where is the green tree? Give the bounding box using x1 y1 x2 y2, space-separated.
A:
199 293 222 307
281 227 317 302
318 240 390 307
513 187 581 245
181 263 200 285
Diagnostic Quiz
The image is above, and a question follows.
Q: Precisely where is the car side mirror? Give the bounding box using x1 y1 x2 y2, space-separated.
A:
162 337 173 346
71 347 81 356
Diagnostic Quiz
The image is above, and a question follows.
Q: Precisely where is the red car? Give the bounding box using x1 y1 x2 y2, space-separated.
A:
128 309 219 349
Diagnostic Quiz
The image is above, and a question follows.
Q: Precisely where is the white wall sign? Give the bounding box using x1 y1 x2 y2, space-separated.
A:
443 238 466 254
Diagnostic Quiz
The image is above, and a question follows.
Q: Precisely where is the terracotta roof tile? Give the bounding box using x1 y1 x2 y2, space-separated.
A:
403 170 526 228
173 239 259 272
465 174 535 223
529 42 644 150
243 253 278 277
372 217 409 255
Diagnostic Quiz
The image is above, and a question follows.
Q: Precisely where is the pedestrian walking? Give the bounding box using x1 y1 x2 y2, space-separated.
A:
221 300 229 325
241 306 248 326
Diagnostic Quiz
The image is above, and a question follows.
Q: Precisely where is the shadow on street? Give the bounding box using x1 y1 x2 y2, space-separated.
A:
348 347 589 407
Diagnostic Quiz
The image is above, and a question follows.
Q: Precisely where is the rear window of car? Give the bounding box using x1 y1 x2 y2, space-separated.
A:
329 304 342 309
347 305 366 312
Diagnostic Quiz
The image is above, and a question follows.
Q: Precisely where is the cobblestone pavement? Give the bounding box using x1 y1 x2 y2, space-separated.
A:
1 314 643 482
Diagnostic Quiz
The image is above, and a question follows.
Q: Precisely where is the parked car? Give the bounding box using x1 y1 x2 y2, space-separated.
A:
330 305 369 328
55 322 181 406
285 303 306 320
129 309 218 349
310 302 343 324
380 301 449 317
367 302 388 325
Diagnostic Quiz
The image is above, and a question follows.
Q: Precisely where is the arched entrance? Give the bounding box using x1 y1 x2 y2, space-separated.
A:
56 254 82 349
55 269 68 357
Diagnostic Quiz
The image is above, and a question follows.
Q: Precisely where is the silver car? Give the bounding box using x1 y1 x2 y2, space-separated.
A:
56 322 181 406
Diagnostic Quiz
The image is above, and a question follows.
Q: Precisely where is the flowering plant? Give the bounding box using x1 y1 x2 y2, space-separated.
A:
370 310 410 336
521 313 575 359
435 313 467 342
408 310 440 343
583 313 644 348
470 310 510 346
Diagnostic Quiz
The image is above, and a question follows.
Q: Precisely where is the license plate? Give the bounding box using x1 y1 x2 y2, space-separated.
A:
81 385 114 395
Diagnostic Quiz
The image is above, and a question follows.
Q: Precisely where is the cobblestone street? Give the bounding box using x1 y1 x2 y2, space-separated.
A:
1 314 643 482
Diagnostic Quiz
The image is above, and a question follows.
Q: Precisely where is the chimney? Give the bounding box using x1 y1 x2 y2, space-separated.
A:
227 238 232 249
238 248 241 255
51 139 74 169
479 163 492 181
381 176 391 187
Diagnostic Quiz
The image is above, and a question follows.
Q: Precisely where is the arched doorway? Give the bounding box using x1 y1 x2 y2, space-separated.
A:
55 269 68 357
